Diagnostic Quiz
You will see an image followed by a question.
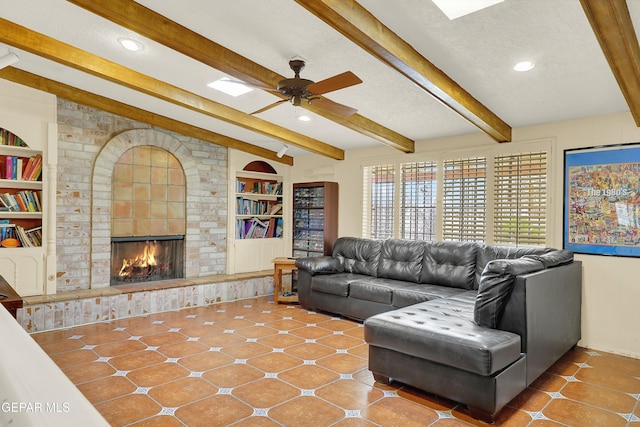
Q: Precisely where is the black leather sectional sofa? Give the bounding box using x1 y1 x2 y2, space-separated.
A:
295 237 582 422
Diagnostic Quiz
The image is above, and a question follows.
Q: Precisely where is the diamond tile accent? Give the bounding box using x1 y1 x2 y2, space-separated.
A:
161 407 177 416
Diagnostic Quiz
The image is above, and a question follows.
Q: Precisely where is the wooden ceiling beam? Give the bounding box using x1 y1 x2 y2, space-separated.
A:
295 0 512 143
67 0 415 153
0 67 294 165
0 18 344 160
580 0 640 126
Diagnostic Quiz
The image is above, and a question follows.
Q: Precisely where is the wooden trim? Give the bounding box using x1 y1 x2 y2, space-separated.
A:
0 18 344 160
580 0 640 126
295 0 512 143
0 67 295 165
67 0 414 153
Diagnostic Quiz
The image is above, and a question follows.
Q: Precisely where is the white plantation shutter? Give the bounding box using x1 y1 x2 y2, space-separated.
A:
401 161 437 240
363 164 395 239
442 157 487 242
494 151 547 246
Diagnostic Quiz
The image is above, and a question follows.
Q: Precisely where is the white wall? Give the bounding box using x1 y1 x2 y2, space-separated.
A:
291 111 640 359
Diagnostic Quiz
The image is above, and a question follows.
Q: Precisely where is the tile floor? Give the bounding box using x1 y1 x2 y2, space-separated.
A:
33 296 640 426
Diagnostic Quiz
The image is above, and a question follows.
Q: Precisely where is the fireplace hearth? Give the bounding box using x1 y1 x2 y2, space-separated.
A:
111 236 184 286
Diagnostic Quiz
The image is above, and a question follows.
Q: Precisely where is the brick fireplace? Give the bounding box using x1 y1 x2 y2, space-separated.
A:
55 100 244 292
18 100 273 333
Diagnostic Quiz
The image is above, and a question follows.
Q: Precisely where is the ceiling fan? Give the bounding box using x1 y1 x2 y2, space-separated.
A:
248 59 363 117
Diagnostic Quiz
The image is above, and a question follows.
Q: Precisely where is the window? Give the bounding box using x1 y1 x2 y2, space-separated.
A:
442 157 487 242
494 151 547 246
363 164 395 239
401 161 437 240
362 145 549 246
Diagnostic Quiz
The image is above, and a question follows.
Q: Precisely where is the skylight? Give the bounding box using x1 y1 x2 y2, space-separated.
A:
207 78 253 97
432 0 504 20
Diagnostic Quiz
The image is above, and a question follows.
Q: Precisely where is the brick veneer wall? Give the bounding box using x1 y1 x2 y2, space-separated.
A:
57 99 228 293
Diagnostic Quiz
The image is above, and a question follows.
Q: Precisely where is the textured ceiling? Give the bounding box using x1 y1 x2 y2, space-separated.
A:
0 0 636 159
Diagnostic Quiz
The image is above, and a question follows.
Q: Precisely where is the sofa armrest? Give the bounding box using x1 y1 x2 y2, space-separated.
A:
498 261 582 385
295 256 344 276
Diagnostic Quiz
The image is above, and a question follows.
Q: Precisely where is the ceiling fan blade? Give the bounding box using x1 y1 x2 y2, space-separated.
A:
307 71 362 95
249 99 289 115
310 97 358 116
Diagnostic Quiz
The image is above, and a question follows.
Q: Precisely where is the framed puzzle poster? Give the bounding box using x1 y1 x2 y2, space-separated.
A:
564 143 640 256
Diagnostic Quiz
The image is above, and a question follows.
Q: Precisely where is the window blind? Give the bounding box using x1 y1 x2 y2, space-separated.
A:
494 151 547 246
364 164 395 239
442 157 487 242
401 161 437 240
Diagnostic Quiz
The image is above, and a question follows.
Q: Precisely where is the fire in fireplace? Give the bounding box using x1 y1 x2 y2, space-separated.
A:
111 236 184 285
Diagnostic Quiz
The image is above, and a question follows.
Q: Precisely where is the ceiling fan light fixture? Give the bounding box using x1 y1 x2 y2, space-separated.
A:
514 61 535 72
118 37 144 52
295 107 312 122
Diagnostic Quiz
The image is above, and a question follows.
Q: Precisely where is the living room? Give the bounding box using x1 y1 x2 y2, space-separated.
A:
1 1 640 426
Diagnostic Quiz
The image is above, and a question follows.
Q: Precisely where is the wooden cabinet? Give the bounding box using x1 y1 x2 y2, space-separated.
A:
292 182 338 258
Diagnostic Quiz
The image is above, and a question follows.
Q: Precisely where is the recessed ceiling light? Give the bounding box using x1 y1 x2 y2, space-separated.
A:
118 37 144 52
514 61 535 72
207 77 253 97
432 0 504 20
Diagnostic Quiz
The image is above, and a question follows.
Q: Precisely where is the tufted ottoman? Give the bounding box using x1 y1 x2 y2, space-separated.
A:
364 292 526 422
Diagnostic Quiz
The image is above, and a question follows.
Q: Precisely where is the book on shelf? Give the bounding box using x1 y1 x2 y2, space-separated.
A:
0 154 42 181
237 217 281 239
15 225 42 247
0 220 15 241
0 190 42 212
22 154 42 181
0 129 27 147
269 204 283 215
236 178 283 196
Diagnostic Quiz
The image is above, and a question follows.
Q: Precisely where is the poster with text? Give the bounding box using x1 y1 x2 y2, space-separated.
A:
564 144 640 256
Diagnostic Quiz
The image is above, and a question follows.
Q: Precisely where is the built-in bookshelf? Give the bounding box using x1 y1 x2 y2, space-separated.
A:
292 181 338 258
235 173 284 239
227 150 290 274
0 79 57 296
0 138 44 249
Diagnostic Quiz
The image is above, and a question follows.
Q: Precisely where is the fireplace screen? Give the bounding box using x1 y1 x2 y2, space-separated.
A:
111 236 184 285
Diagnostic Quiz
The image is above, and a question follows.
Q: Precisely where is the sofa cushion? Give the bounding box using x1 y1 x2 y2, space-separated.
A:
475 245 553 289
311 273 369 297
296 256 344 275
391 283 468 308
377 239 425 283
364 298 522 376
474 257 545 328
349 279 394 304
333 237 382 277
419 241 477 290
